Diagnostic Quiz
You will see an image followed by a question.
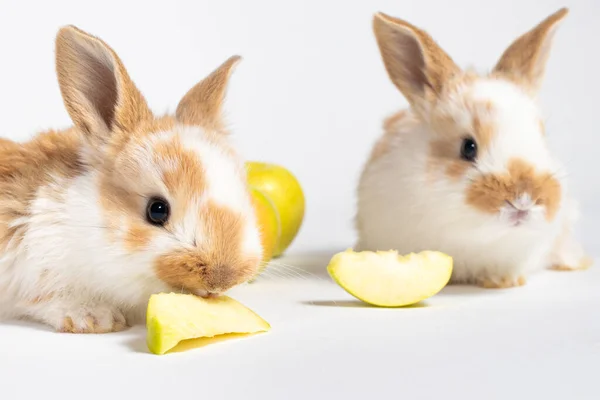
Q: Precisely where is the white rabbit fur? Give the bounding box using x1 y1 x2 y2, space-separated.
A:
0 26 263 332
355 8 591 288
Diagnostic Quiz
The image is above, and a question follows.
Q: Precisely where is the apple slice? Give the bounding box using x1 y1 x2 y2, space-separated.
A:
327 249 453 307
146 293 271 355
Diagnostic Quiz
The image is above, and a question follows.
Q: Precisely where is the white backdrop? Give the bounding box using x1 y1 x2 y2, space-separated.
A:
1 2 599 399
0 0 597 254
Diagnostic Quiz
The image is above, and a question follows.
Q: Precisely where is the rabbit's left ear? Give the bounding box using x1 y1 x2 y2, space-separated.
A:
493 8 569 96
176 55 241 132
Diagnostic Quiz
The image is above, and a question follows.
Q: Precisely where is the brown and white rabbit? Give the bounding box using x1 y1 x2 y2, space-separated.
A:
0 26 264 333
356 8 592 288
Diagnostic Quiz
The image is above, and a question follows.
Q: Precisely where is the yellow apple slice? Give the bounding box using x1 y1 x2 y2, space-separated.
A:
327 249 453 307
146 293 271 355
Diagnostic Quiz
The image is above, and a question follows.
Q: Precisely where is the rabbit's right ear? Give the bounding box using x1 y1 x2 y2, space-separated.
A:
55 26 152 148
372 13 461 109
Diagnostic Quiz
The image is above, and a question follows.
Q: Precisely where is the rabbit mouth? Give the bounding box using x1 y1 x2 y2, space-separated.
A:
504 200 532 227
193 289 220 299
509 210 530 226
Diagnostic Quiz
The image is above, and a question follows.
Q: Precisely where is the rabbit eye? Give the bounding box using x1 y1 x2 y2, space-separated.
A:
146 197 170 226
460 137 478 162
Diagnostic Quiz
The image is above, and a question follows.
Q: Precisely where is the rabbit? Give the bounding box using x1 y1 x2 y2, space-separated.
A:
355 8 592 288
0 25 265 333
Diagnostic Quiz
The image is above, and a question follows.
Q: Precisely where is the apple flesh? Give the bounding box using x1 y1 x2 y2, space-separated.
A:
146 293 271 355
327 249 453 307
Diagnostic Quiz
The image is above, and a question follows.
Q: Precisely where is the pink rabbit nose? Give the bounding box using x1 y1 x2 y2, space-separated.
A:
505 198 531 226
515 209 529 218
513 209 529 221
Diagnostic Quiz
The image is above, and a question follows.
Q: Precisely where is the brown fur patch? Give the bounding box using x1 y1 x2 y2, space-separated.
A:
466 158 561 221
124 222 153 251
0 129 84 252
366 111 406 164
429 140 469 180
367 110 425 165
154 136 206 203
428 99 496 180
29 292 55 305
383 110 407 132
62 317 75 332
107 116 177 159
368 131 396 165
154 201 260 294
98 186 139 245
471 114 495 150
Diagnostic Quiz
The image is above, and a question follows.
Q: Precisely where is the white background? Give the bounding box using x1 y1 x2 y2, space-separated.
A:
0 0 598 399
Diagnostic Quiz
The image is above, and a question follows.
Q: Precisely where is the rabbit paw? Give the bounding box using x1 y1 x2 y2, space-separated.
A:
56 305 128 334
550 256 593 271
480 275 527 289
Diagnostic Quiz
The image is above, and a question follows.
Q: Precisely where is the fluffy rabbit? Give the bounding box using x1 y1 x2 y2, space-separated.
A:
356 8 591 288
0 26 264 332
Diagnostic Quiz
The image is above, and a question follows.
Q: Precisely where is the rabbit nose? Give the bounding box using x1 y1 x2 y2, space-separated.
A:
508 194 534 211
204 264 236 292
193 289 212 298
505 198 532 226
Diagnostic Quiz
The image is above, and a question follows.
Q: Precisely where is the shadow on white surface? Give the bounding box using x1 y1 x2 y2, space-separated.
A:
439 284 496 295
122 327 150 354
1 318 54 332
301 299 375 308
300 299 429 308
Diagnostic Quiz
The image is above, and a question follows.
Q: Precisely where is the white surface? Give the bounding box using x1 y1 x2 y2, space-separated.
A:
0 0 599 399
1 256 599 399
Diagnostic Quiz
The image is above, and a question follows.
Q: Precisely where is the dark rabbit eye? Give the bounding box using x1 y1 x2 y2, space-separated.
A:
146 197 170 226
460 137 478 162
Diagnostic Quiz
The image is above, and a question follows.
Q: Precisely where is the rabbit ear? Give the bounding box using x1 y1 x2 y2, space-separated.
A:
176 55 241 132
493 8 568 95
55 25 152 147
372 12 461 108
